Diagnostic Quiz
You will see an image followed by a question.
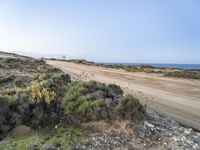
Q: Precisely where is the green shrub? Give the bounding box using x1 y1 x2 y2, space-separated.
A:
0 73 69 133
47 67 62 73
44 74 70 101
125 67 144 72
1 57 57 74
0 95 16 134
14 77 30 88
14 90 33 124
0 58 71 136
115 95 146 121
3 58 26 64
52 73 71 84
14 77 24 87
62 81 115 121
0 75 16 84
108 84 123 95
86 81 123 99
0 87 18 96
0 90 34 136
28 74 71 128
164 71 200 79
62 81 146 122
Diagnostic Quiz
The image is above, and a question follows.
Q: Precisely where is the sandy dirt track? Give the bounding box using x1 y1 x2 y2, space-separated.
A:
47 60 200 131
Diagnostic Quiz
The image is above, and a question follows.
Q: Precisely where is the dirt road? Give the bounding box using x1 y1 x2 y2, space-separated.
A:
47 60 200 131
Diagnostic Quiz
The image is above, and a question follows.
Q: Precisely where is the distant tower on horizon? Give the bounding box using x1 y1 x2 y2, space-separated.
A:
62 55 66 60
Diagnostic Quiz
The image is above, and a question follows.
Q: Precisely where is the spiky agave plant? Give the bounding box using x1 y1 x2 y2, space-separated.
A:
29 78 59 128
30 80 56 105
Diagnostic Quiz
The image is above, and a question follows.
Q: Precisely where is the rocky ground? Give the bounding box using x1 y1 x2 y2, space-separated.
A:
74 108 200 150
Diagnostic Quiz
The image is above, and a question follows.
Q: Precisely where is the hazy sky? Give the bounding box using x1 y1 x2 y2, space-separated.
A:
0 0 200 63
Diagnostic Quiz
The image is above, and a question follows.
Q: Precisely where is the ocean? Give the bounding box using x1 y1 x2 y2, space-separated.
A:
99 63 200 70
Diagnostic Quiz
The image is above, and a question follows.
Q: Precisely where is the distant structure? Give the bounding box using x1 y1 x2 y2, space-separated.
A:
62 55 66 60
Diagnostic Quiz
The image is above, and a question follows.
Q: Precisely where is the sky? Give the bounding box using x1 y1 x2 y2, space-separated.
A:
0 0 200 64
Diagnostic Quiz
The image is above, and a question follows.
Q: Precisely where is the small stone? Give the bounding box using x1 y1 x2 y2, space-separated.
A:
173 137 179 142
43 143 54 150
0 140 9 144
184 128 192 135
144 121 155 128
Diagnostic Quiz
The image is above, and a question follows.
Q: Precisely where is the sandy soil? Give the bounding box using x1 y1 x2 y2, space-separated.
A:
47 60 200 131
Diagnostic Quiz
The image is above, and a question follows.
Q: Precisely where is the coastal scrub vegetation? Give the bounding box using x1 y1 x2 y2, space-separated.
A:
164 71 200 79
0 56 146 149
102 64 156 73
62 81 145 122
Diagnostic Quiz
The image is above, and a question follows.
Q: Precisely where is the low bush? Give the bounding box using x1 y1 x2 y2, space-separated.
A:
1 57 60 74
0 90 33 135
14 77 24 87
28 74 70 128
0 73 71 135
0 57 71 139
0 75 16 85
0 95 16 135
45 73 71 99
0 87 18 96
14 77 31 88
114 95 146 121
103 64 155 73
62 81 146 122
164 71 200 79
47 67 62 73
108 84 123 96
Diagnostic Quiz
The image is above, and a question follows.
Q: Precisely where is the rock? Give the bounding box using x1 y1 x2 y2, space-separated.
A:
30 145 40 150
184 128 192 135
144 121 155 128
0 140 9 144
43 143 55 150
78 106 200 149
8 125 32 137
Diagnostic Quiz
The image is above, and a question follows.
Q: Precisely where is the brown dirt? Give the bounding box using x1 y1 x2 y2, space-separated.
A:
8 125 32 138
82 120 133 135
46 60 200 131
